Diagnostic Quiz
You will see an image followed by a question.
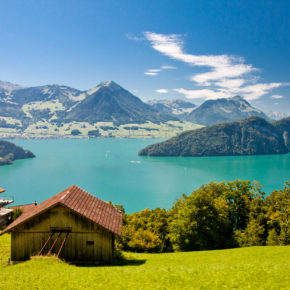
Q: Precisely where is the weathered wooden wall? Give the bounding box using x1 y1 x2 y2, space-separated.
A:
11 205 113 263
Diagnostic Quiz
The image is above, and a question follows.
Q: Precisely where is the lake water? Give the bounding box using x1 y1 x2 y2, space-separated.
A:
0 139 289 213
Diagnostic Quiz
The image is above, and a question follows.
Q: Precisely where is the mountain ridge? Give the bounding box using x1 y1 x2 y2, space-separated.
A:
147 99 196 120
138 116 290 157
184 96 268 125
62 81 176 124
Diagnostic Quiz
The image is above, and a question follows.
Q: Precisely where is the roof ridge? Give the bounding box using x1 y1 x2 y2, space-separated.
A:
1 185 122 236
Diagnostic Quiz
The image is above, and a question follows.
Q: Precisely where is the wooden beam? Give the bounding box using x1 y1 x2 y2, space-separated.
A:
38 233 54 256
57 232 69 258
47 232 61 255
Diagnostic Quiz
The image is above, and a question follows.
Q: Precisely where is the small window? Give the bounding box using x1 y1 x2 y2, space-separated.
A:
86 241 94 246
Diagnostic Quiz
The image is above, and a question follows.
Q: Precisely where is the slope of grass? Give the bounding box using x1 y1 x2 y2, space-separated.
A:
0 234 289 289
0 233 10 266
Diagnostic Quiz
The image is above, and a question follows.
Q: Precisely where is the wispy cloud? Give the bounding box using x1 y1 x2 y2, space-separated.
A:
125 33 144 42
238 83 283 100
156 89 168 93
144 31 255 85
271 94 284 99
144 32 288 100
144 65 176 76
161 65 176 70
174 88 228 99
174 83 283 101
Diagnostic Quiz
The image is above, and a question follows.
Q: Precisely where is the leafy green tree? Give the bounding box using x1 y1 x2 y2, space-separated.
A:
169 182 233 251
266 228 281 246
221 180 265 231
235 219 265 247
265 181 290 245
118 208 171 252
117 180 289 252
128 229 162 252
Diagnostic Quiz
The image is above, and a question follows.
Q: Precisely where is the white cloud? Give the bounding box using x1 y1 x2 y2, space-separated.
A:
144 32 255 86
271 94 284 99
174 88 229 99
161 65 176 70
175 83 284 101
144 65 176 76
125 33 144 41
214 79 246 90
191 64 254 85
148 69 161 72
238 83 283 100
156 89 168 93
144 72 159 76
144 32 288 101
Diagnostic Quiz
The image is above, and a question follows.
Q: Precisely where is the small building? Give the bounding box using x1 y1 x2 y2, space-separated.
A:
0 208 13 227
1 185 122 264
0 188 14 227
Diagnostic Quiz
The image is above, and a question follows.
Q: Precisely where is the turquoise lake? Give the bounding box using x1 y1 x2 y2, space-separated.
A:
0 139 289 213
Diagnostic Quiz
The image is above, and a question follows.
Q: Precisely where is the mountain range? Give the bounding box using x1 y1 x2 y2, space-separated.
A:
148 96 269 125
147 99 196 120
0 81 175 126
0 80 286 138
138 116 290 157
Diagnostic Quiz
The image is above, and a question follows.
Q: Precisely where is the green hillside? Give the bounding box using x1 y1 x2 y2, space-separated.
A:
139 117 289 156
0 234 289 289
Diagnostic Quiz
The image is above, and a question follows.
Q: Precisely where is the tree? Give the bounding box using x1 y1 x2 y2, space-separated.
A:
235 219 264 247
128 230 162 252
118 208 172 252
168 182 233 251
267 228 280 246
265 181 290 245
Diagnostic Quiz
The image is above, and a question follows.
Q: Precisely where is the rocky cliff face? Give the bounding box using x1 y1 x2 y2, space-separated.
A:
139 117 289 157
0 140 35 165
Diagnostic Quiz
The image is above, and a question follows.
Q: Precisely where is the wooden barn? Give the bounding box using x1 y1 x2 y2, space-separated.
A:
1 185 122 264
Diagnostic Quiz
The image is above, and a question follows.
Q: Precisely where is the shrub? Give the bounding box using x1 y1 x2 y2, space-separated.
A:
128 230 162 252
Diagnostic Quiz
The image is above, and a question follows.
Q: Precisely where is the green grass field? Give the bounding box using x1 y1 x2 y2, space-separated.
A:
0 234 289 289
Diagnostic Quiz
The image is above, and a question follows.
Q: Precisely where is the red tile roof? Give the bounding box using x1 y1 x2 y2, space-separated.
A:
9 203 37 214
1 185 122 235
0 188 5 193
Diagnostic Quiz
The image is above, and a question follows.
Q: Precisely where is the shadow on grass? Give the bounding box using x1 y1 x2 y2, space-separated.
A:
74 258 146 267
6 252 147 268
110 258 146 267
74 250 147 267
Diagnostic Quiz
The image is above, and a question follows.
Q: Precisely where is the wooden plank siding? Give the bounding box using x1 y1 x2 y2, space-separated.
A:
11 204 113 263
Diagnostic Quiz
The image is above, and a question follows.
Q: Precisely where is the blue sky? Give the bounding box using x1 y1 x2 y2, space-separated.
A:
0 0 289 113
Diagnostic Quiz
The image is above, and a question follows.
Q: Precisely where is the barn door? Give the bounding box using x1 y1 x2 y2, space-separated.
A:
86 240 95 261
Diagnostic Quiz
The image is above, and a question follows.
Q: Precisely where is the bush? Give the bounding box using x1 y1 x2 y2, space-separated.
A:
128 230 162 252
267 229 281 246
12 208 23 222
118 208 171 252
235 219 265 247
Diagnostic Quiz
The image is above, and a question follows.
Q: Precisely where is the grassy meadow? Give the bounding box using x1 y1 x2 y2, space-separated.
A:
0 234 289 289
